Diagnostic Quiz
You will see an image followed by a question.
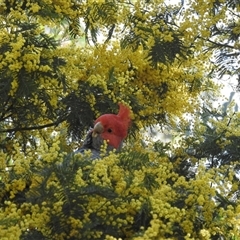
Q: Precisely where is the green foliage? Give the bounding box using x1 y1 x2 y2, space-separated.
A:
0 22 67 132
171 93 240 209
186 95 240 168
201 0 240 84
84 2 118 44
1 143 239 239
1 0 240 239
63 83 120 141
120 3 190 67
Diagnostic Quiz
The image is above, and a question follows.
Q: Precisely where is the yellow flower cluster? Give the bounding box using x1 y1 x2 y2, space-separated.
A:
1 0 212 130
0 214 22 240
0 134 240 239
56 40 206 128
6 179 26 199
34 132 66 164
22 51 41 72
30 3 41 13
1 0 239 239
52 0 76 16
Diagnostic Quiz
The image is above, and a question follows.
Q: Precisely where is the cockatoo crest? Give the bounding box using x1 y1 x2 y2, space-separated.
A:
93 103 131 149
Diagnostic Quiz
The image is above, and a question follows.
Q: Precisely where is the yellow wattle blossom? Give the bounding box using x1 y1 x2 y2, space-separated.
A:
30 3 41 13
1 0 240 239
200 229 211 239
9 79 18 96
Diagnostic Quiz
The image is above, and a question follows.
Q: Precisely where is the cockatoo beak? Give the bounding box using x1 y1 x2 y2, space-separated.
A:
92 122 104 137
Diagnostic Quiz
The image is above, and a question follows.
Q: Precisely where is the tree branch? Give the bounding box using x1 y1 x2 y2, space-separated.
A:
0 117 67 133
201 37 236 49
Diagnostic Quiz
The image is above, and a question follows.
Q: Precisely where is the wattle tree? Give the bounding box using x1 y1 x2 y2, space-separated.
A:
0 0 239 239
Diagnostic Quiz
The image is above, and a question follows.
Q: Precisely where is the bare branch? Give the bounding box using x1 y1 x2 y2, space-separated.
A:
0 117 67 133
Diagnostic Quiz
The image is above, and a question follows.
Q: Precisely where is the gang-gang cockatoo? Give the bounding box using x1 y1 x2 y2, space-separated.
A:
75 103 131 159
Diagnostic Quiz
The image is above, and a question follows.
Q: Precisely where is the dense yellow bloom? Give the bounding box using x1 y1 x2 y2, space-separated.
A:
1 0 239 239
1 135 240 239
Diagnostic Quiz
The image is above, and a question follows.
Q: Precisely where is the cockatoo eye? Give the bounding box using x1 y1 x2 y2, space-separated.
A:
107 128 112 133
